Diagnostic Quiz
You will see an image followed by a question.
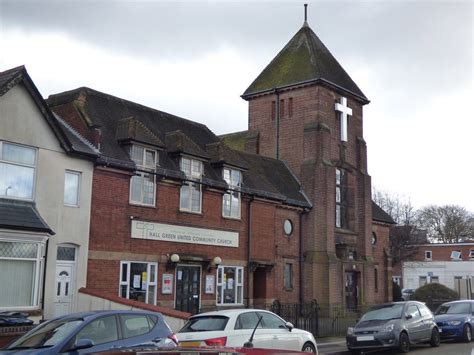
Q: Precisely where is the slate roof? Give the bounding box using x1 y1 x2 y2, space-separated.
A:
242 24 368 103
0 199 55 235
372 201 396 225
47 88 312 208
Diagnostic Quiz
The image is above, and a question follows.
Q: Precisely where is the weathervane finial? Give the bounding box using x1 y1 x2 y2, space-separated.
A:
304 4 308 26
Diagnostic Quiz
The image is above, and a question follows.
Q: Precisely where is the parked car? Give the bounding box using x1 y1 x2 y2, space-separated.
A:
346 301 440 354
401 288 415 301
176 309 317 353
435 300 474 342
1 310 178 354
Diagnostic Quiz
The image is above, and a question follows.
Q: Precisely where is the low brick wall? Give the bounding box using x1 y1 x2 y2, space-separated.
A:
0 325 34 349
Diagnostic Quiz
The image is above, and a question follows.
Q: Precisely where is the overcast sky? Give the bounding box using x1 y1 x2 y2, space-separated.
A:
1 0 473 212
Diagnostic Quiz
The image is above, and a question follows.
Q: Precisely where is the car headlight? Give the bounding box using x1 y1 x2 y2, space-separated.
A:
347 327 354 335
447 320 462 326
381 323 394 332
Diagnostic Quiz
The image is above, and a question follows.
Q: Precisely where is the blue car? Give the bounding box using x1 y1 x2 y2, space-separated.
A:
1 310 178 354
435 300 474 342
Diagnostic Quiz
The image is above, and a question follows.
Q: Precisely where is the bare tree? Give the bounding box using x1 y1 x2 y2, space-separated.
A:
372 188 416 225
417 205 474 243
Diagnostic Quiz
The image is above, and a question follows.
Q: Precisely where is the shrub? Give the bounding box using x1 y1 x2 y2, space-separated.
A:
412 283 459 309
392 281 402 301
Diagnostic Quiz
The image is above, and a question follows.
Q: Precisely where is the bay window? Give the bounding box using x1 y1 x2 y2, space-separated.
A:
129 145 157 206
0 141 36 200
217 266 243 305
222 168 241 219
180 157 202 213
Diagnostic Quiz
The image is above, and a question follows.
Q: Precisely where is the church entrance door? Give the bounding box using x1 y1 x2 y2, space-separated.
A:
175 265 200 314
345 271 358 310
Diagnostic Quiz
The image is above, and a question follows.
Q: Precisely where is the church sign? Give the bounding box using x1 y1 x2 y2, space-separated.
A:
131 220 239 248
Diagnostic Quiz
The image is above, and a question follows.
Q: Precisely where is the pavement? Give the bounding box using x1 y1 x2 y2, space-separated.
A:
317 336 349 355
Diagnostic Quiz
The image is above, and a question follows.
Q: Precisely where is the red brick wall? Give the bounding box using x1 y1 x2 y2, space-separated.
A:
408 244 474 262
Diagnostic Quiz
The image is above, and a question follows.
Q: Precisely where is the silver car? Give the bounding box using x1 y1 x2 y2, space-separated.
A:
346 301 440 354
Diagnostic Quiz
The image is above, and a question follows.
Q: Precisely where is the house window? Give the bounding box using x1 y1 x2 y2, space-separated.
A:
431 276 439 283
271 101 276 120
129 145 157 206
453 276 463 294
280 99 285 117
0 241 43 308
0 141 36 200
119 261 157 305
64 170 81 206
469 250 474 260
180 157 202 213
222 168 241 219
374 268 378 292
288 98 293 117
424 251 432 261
335 168 348 228
217 266 243 305
284 263 293 290
419 276 427 287
450 250 462 260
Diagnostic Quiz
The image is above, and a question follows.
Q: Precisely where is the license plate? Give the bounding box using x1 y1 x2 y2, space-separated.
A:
357 335 374 341
180 341 202 347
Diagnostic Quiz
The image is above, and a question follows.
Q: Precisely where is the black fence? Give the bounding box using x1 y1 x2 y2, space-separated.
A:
265 300 370 338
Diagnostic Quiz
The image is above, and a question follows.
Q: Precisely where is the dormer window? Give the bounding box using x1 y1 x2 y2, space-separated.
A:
450 250 462 261
223 167 241 219
129 145 157 206
180 157 202 213
0 141 37 200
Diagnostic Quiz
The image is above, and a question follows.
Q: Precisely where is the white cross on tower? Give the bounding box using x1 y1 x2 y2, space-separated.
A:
335 96 352 142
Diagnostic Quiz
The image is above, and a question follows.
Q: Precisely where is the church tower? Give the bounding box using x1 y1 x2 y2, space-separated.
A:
241 8 375 308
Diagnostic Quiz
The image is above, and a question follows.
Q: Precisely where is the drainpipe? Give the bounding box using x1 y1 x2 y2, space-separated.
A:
274 89 280 160
246 196 254 308
41 239 49 320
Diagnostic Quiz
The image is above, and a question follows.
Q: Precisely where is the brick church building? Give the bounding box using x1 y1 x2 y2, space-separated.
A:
44 15 394 315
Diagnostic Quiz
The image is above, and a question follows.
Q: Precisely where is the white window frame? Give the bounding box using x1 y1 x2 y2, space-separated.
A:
450 250 462 260
469 250 474 260
0 141 37 201
419 276 427 287
216 266 243 306
119 261 158 305
0 236 45 310
222 167 242 219
129 145 157 206
179 157 203 213
64 170 81 207
424 250 432 261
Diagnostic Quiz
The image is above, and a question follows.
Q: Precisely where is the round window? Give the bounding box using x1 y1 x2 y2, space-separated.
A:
284 219 293 236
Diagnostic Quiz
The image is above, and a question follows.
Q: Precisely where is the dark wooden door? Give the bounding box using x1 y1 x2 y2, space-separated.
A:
176 266 200 314
345 271 358 310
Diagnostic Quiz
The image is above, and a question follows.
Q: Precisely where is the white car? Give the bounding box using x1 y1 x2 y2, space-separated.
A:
177 309 318 353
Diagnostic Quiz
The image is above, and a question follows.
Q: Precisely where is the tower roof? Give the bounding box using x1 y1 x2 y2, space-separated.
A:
242 24 368 103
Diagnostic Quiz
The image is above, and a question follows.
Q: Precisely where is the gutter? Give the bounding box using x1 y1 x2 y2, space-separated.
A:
246 196 254 308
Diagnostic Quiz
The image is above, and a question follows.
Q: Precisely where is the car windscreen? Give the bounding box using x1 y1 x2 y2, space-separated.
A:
360 304 404 321
7 318 84 349
436 302 471 315
179 316 229 332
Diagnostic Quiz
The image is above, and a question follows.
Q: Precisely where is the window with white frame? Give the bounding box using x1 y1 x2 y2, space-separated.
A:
180 157 202 213
217 266 243 305
222 167 241 219
469 250 474 260
0 240 43 308
129 145 157 206
424 250 432 261
450 250 462 260
119 261 157 305
0 141 37 200
419 276 427 287
64 170 81 206
431 276 439 283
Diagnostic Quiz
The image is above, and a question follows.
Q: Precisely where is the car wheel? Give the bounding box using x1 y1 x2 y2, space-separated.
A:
462 324 472 343
399 331 410 353
301 342 316 353
430 328 440 347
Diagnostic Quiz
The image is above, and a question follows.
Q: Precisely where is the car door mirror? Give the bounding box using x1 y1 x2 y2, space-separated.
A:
405 314 412 320
285 321 294 332
72 338 95 350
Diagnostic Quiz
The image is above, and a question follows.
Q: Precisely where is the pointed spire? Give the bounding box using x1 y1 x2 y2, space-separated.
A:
303 4 308 27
